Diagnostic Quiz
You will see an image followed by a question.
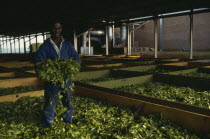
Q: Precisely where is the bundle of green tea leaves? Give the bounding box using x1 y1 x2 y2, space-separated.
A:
36 58 80 116
36 58 80 91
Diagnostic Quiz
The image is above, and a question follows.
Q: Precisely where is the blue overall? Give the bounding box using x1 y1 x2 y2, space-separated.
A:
34 38 80 128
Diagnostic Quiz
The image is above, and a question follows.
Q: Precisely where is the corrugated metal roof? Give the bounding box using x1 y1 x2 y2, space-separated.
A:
0 0 209 36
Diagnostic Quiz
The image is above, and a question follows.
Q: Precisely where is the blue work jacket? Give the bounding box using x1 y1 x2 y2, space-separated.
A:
35 38 80 63
34 38 80 94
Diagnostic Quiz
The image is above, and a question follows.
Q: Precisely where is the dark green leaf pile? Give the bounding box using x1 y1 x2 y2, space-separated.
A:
131 61 156 65
0 68 9 73
36 58 80 91
0 96 205 138
0 77 14 80
94 65 129 70
116 82 210 109
145 67 174 74
17 66 35 72
181 72 210 79
78 77 115 85
0 86 44 96
78 75 123 85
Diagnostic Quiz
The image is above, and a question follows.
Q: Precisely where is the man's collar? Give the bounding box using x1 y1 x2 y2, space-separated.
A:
50 36 64 43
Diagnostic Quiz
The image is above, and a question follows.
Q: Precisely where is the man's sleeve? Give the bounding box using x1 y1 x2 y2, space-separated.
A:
34 45 47 75
35 46 46 63
69 42 80 63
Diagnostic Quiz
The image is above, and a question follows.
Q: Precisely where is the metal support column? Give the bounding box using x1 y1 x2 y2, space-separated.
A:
3 37 5 53
2 36 5 53
88 29 91 55
4 36 6 53
0 36 2 54
24 36 26 54
83 32 87 54
106 26 109 55
29 34 31 53
73 31 77 52
189 13 193 59
74 30 78 52
29 34 31 45
154 19 158 58
127 24 130 55
129 32 132 55
2 37 4 53
2 36 4 53
1 36 3 54
9 37 12 54
14 37 16 53
35 34 38 51
42 32 45 42
18 35 21 54
73 26 78 52
112 23 115 47
132 24 135 48
6 36 8 53
159 18 163 51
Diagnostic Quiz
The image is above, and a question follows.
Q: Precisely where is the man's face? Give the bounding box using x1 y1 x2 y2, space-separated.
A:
51 22 62 39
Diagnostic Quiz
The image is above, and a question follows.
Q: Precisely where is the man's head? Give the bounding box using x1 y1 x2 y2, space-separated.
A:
51 21 63 39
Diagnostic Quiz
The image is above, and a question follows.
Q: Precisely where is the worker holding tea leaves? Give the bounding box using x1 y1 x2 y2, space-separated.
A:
35 21 80 128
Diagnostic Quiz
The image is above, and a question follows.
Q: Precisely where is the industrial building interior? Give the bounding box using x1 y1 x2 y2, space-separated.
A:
0 0 210 138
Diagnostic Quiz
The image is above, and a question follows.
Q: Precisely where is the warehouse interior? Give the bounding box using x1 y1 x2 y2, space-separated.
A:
0 0 210 138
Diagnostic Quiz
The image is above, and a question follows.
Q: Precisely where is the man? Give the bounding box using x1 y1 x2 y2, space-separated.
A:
35 21 80 128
